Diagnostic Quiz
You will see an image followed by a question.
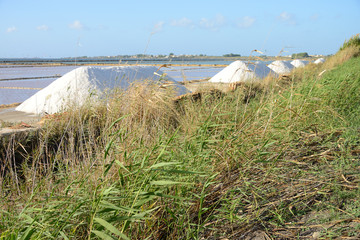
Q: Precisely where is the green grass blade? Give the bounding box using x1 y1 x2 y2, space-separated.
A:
115 160 130 172
59 231 69 240
19 227 35 240
92 230 115 240
94 218 130 240
150 180 192 186
148 161 181 169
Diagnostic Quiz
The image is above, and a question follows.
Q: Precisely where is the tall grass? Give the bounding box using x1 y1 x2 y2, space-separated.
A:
339 33 360 51
1 37 360 239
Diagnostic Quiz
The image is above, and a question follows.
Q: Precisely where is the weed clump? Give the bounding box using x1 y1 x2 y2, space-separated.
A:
340 33 360 51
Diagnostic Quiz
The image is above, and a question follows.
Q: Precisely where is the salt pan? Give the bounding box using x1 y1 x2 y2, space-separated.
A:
16 66 188 114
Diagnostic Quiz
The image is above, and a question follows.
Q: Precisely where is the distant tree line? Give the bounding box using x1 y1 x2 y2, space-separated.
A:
291 52 309 58
223 53 241 57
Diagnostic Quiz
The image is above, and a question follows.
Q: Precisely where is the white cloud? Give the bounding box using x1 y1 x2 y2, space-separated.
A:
236 16 256 28
278 12 296 25
171 17 195 28
69 20 84 30
6 26 17 33
37 25 49 31
152 21 164 34
199 14 225 31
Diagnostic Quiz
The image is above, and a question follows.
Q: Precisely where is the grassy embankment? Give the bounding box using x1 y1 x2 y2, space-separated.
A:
0 35 360 239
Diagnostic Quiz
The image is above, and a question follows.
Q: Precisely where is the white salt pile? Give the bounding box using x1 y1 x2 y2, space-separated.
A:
268 60 294 74
16 66 189 115
291 59 308 68
209 60 274 83
314 58 325 64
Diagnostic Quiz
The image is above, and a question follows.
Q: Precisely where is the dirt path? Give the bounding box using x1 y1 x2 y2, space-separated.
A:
0 108 41 123
0 107 41 138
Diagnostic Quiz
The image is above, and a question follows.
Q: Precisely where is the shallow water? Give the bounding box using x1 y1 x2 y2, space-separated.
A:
0 66 77 79
0 78 57 88
0 88 39 105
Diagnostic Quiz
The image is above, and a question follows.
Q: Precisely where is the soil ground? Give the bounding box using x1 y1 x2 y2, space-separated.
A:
0 105 41 137
0 108 41 123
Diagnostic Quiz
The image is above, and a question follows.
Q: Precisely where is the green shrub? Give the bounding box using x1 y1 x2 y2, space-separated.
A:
291 52 309 58
223 53 241 57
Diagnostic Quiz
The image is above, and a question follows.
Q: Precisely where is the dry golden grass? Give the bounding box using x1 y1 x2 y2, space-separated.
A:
289 45 360 83
183 81 227 92
323 45 360 68
107 82 180 141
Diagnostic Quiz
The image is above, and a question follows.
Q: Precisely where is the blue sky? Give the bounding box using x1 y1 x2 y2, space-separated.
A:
1 0 359 58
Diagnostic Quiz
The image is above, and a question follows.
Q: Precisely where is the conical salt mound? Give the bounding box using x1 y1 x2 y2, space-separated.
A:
16 66 189 115
268 60 294 74
291 59 308 68
314 58 325 64
209 60 273 83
